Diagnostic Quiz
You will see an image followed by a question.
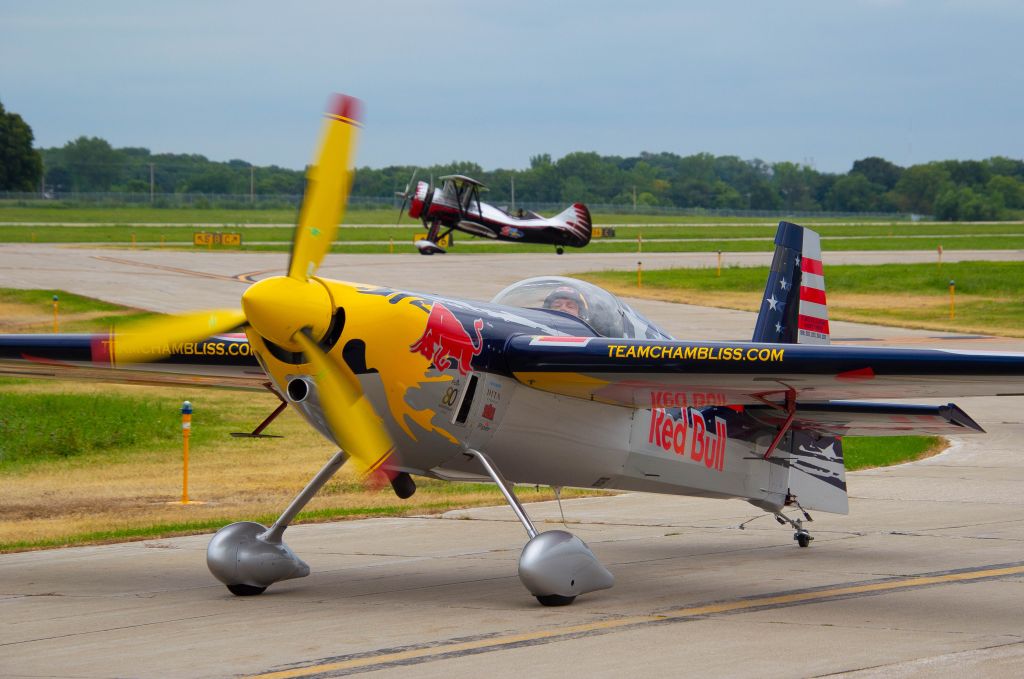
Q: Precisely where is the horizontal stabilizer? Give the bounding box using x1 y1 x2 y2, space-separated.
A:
744 401 984 437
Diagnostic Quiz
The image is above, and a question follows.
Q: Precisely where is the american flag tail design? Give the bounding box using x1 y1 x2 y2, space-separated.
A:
751 221 830 346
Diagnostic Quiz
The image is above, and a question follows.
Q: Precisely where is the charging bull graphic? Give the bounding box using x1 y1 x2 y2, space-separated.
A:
410 302 484 376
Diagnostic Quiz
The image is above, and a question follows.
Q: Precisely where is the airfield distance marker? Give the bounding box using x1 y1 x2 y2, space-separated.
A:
949 279 956 320
637 261 643 288
181 400 191 503
717 250 722 277
52 295 59 333
167 400 204 505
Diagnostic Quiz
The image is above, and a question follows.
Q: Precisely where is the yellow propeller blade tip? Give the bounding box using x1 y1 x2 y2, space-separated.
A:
287 93 364 282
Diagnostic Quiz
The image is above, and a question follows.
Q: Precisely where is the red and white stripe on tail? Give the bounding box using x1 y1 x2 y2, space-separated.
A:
796 229 830 345
552 203 593 246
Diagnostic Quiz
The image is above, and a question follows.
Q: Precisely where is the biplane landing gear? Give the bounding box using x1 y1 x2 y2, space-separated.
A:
415 239 446 255
555 246 564 255
207 450 349 595
463 449 614 606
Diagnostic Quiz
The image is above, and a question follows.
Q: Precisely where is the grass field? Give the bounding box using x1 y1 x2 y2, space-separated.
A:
1 205 1022 253
579 261 1024 337
843 436 944 470
0 376 946 553
0 205 922 225
0 378 605 552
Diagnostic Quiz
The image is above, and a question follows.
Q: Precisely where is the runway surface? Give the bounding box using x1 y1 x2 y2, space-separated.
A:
2 245 1024 678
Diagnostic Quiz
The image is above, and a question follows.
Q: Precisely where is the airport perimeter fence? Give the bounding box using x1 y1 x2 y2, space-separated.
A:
0 191 920 221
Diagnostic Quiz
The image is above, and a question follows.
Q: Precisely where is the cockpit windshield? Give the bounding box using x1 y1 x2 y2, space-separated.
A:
491 276 673 340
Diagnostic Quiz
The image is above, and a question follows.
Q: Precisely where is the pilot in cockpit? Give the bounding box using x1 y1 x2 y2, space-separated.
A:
491 275 672 340
543 285 589 320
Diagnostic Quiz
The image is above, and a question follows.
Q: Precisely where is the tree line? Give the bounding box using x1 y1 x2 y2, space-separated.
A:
3 100 1023 219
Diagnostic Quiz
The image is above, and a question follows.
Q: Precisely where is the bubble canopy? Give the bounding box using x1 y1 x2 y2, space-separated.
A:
491 276 673 340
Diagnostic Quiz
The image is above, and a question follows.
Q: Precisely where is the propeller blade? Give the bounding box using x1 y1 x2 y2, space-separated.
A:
112 308 248 365
395 199 407 228
402 169 418 198
292 330 394 476
287 94 363 282
395 169 417 227
419 174 436 227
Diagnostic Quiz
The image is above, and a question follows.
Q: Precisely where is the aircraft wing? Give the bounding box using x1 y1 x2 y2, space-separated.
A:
504 336 1024 408
0 333 267 390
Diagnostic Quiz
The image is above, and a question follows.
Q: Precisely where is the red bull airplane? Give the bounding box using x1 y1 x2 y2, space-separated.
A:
396 173 592 255
4 94 1024 607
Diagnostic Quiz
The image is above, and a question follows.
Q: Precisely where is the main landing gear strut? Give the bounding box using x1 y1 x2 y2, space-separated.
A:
205 447 612 604
206 450 350 595
464 449 614 606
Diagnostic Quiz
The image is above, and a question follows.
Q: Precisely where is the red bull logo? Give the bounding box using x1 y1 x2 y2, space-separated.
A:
648 408 727 472
409 302 483 376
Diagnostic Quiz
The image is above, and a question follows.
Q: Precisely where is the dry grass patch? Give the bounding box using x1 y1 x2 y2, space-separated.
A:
0 380 599 551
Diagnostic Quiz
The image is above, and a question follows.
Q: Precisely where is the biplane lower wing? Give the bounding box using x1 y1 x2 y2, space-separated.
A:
505 336 1024 415
0 333 266 390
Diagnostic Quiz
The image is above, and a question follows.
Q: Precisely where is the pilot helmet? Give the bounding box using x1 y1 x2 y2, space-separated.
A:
543 285 589 320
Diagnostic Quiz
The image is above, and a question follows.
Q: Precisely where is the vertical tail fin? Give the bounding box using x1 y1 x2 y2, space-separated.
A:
553 203 592 247
752 221 830 345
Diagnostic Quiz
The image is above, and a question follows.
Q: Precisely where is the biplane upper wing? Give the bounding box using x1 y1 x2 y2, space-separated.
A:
505 336 1024 410
0 333 266 390
439 174 487 189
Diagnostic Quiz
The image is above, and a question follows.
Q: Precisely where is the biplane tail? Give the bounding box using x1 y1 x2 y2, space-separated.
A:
552 203 592 247
752 221 830 345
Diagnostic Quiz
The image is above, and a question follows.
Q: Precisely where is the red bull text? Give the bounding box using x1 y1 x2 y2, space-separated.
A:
409 302 484 376
648 408 727 472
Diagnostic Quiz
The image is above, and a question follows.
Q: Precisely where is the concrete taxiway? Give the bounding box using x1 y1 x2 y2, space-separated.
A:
2 245 1024 678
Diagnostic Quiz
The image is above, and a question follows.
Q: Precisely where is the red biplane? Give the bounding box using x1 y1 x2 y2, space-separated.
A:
397 174 592 255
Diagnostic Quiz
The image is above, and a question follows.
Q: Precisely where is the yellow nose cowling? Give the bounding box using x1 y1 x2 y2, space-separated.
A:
242 276 334 351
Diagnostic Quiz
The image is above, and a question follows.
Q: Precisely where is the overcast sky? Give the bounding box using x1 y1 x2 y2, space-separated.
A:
2 1 1021 173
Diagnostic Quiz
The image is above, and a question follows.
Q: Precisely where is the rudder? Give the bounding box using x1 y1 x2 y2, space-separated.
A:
751 221 830 345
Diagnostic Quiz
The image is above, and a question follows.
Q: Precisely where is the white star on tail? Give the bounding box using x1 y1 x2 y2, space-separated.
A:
780 277 789 291
766 294 779 311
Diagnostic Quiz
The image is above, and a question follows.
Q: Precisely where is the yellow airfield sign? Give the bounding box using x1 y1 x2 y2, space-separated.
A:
194 232 243 247
414 233 450 248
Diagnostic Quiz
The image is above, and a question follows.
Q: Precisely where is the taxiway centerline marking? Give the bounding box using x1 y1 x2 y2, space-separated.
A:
249 561 1024 678
91 255 244 283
